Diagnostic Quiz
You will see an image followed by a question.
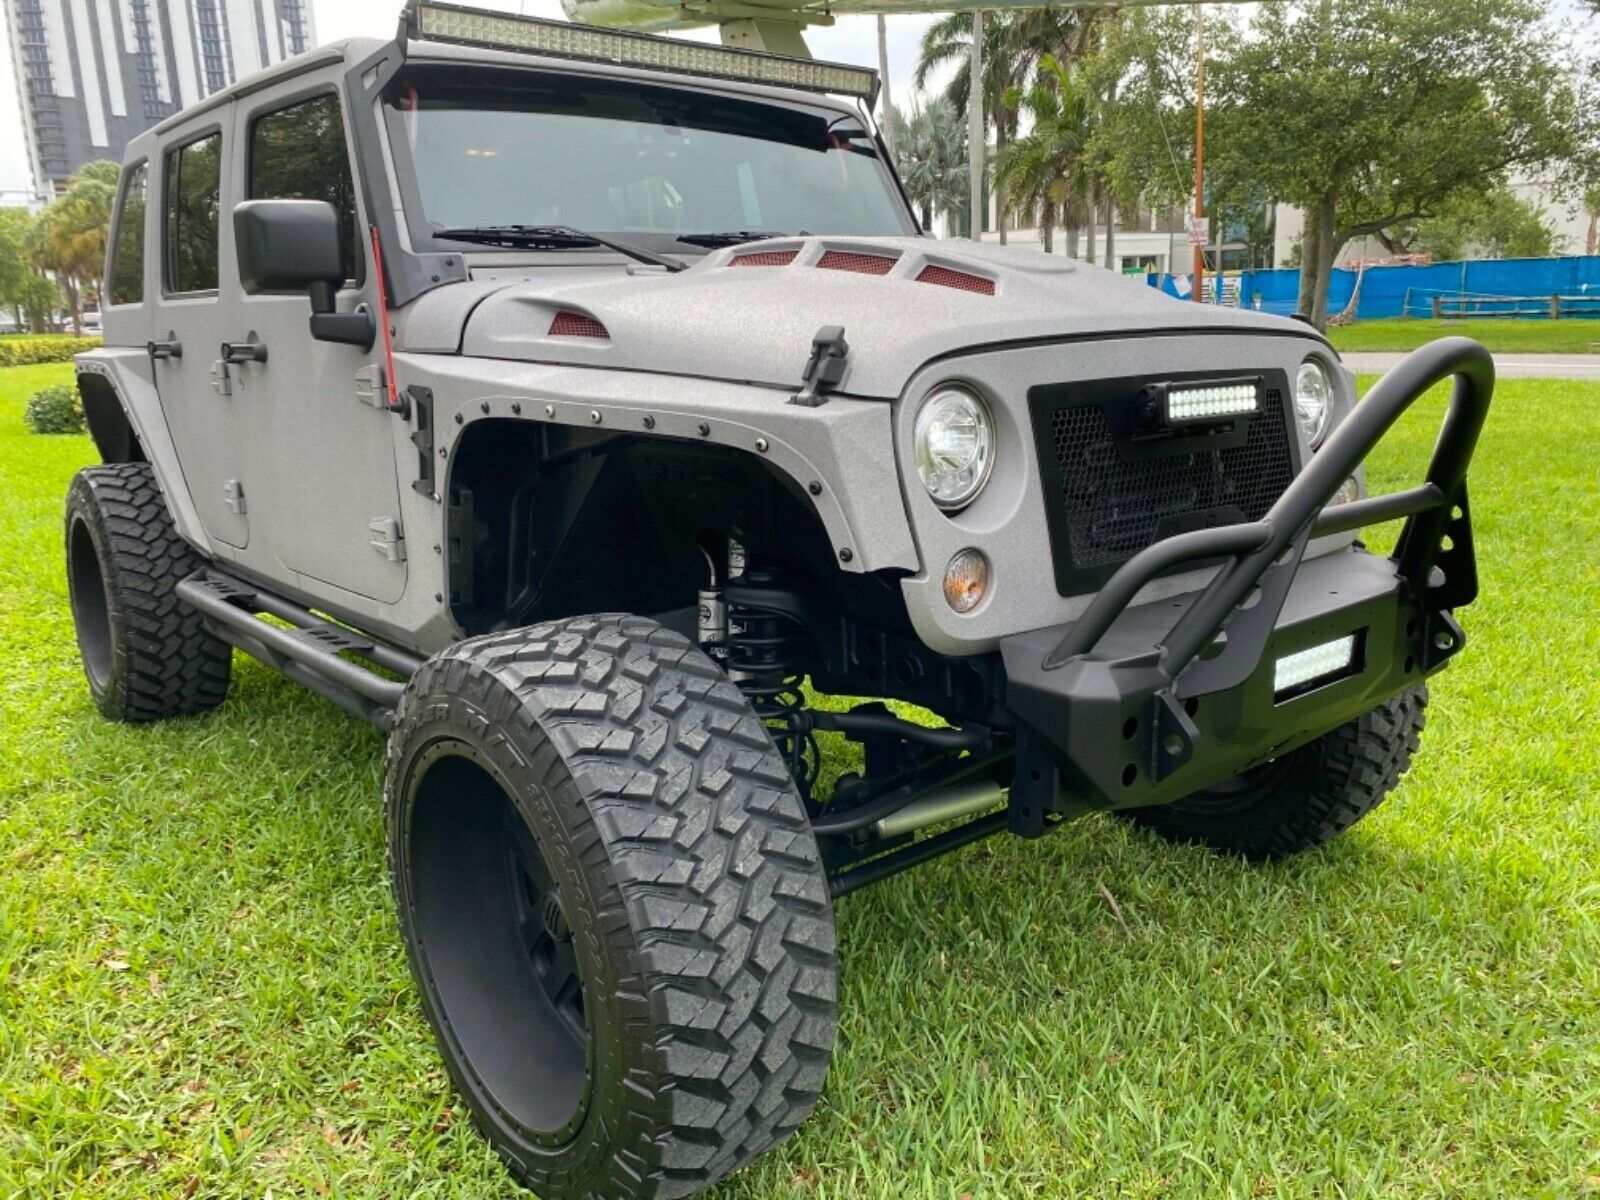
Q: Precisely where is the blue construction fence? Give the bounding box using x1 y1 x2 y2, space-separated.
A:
1149 255 1600 320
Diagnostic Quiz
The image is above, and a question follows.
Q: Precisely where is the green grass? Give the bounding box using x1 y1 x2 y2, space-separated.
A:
3 362 1599 1198
1328 318 1600 355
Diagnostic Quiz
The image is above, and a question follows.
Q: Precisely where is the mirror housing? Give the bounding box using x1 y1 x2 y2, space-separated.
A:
232 200 375 351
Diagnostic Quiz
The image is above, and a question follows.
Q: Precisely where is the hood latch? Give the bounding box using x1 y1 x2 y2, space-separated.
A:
791 325 849 408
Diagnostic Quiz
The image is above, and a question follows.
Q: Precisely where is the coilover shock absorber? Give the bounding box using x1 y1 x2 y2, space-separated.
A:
723 555 820 800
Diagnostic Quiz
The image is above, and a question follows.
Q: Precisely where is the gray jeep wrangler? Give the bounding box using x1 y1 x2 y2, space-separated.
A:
67 3 1493 1195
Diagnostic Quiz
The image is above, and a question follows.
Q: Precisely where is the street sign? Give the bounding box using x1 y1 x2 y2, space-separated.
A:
1186 217 1210 248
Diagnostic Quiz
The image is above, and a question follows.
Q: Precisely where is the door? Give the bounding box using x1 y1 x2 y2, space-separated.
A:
149 120 250 550
231 82 408 603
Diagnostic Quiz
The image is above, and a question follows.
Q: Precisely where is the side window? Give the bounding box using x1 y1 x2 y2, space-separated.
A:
108 162 147 306
164 132 222 294
249 93 362 283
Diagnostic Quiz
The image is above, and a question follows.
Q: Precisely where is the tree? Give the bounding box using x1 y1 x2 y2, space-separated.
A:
32 160 119 332
993 56 1096 255
1085 6 1212 266
1210 0 1587 327
1586 185 1600 257
915 10 1089 246
1392 186 1557 261
0 206 62 331
894 100 968 234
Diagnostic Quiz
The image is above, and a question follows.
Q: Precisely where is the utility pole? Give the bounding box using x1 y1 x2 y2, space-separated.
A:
1191 3 1205 302
968 11 984 240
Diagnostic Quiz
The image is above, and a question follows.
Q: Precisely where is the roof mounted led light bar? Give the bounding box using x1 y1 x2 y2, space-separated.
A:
401 1 879 101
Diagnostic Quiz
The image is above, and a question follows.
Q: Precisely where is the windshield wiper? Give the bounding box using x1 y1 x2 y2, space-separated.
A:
674 230 788 248
433 224 687 272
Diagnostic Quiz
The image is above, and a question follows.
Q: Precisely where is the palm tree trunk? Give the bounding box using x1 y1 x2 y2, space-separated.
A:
967 11 984 241
995 119 1008 246
1588 208 1598 257
1041 200 1055 254
1065 220 1079 258
64 277 81 335
1085 187 1097 263
1103 193 1115 269
877 16 895 162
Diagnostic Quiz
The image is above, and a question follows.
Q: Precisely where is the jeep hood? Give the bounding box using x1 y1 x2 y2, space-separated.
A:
412 236 1306 399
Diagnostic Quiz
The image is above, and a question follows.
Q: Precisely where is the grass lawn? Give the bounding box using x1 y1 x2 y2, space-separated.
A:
2 361 1598 1198
1327 317 1600 355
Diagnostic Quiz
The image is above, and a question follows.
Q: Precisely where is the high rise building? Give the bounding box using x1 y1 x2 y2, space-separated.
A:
4 0 317 196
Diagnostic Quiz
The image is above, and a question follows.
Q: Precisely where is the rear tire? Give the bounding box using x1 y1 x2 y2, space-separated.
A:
64 463 231 721
1124 685 1427 860
385 614 838 1199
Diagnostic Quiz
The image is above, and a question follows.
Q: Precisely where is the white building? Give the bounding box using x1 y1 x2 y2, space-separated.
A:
4 0 315 196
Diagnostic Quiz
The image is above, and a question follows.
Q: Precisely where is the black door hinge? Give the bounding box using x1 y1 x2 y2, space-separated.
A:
791 325 849 407
409 386 436 498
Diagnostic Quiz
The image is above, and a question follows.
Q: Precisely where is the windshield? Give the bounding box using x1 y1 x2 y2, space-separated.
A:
386 69 913 247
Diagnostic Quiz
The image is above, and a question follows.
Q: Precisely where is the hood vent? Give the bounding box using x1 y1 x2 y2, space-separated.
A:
730 249 798 267
549 311 609 339
818 250 896 276
916 265 995 296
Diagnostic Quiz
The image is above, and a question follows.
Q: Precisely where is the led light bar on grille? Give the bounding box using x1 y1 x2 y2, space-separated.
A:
405 2 879 100
1165 381 1261 424
1274 634 1358 699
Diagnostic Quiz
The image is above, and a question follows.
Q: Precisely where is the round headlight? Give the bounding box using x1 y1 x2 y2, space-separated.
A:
914 388 994 511
1295 359 1333 446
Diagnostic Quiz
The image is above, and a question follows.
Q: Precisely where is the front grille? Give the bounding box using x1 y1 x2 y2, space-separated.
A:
1033 381 1297 594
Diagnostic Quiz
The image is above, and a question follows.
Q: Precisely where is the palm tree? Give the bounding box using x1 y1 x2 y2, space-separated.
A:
31 161 118 332
993 56 1096 256
917 11 1106 249
894 100 968 234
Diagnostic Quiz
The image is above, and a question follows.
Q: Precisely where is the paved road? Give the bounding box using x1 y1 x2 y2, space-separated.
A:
1342 351 1600 381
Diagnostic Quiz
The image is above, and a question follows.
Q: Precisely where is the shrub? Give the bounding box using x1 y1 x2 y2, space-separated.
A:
24 384 86 435
0 335 103 368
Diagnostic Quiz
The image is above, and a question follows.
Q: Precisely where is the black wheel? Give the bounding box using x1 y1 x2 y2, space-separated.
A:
64 463 231 722
385 614 838 1199
1123 685 1428 860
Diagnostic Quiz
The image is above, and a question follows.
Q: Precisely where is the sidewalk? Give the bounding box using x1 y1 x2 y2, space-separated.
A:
1342 351 1600 381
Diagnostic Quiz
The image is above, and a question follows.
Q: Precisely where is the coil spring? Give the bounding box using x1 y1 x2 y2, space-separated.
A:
727 569 820 798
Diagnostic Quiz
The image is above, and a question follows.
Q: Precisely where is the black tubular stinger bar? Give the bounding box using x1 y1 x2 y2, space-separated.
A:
808 708 990 752
828 810 1009 898
1043 337 1494 674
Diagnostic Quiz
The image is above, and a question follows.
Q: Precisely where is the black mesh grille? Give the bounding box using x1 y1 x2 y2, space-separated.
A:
1046 390 1294 573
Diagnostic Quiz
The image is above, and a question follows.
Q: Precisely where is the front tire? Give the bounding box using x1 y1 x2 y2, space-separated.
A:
1124 685 1428 860
64 463 231 721
385 614 838 1199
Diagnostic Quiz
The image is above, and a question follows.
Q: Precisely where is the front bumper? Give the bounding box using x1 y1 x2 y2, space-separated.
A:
999 338 1493 816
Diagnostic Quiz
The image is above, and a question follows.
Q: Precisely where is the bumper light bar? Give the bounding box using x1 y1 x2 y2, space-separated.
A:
1273 634 1359 700
404 2 880 100
1165 380 1260 424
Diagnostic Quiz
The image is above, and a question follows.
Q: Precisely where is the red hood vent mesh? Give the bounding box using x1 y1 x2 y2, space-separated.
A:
730 249 798 267
916 264 996 296
818 250 896 276
549 311 609 339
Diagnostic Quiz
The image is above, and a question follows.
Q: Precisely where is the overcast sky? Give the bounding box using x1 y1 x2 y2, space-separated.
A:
0 0 940 201
3 2 1591 203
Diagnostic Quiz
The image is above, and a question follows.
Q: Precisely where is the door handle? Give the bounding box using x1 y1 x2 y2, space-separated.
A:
219 339 268 365
147 337 182 360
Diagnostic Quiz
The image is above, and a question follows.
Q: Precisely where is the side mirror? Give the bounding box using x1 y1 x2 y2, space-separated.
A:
233 199 375 351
